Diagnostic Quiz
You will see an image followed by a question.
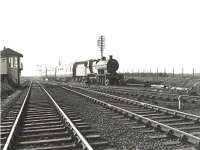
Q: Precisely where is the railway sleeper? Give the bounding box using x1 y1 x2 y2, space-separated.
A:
18 134 71 143
71 119 83 123
76 125 91 130
178 126 200 131
80 129 99 135
190 131 200 137
90 141 109 148
24 118 60 123
155 118 183 123
25 115 59 120
165 121 194 126
74 122 88 126
85 134 103 142
0 128 11 133
19 131 69 140
140 129 155 133
16 137 73 147
24 121 62 127
0 124 12 129
142 113 166 117
131 125 146 129
27 107 53 111
148 134 168 139
4 116 16 120
149 115 174 120
15 144 77 150
25 113 57 118
0 131 10 137
162 140 181 146
23 124 64 130
21 127 66 134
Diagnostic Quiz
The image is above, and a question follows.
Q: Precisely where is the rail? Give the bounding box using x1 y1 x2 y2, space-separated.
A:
95 86 200 110
3 81 32 150
39 83 93 150
81 86 200 121
109 85 200 99
61 86 200 146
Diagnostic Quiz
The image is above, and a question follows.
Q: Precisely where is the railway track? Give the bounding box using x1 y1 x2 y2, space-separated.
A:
1 81 30 118
109 87 200 102
1 82 114 150
94 86 200 103
91 87 200 111
1 84 31 149
58 84 200 149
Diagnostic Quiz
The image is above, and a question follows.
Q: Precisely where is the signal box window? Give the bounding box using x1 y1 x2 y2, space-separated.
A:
8 57 18 68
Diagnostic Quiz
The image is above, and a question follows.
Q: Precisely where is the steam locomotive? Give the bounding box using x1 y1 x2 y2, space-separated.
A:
43 55 123 85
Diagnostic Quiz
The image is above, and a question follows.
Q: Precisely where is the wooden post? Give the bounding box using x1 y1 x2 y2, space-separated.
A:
45 67 47 79
17 57 20 85
157 68 158 80
178 95 182 110
55 67 57 80
182 67 184 78
193 67 194 78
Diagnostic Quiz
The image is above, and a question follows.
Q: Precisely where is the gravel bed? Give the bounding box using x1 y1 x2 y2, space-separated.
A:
1 88 28 119
1 90 22 109
60 82 200 116
44 84 193 150
183 109 200 116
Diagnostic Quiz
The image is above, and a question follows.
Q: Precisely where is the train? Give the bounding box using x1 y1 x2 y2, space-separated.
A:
43 55 124 86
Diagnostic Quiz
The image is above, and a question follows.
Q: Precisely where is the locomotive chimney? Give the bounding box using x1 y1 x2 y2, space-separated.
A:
109 55 113 60
102 57 106 60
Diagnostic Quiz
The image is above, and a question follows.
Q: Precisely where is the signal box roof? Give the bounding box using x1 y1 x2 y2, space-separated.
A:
0 47 23 57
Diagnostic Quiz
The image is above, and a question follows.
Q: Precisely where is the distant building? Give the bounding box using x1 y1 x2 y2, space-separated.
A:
0 47 23 85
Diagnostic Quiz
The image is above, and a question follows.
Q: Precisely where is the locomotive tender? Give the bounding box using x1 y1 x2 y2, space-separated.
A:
44 55 123 85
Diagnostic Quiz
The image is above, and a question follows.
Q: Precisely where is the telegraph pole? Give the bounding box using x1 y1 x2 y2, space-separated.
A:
182 67 184 78
97 35 105 59
45 67 47 79
157 68 158 80
193 67 195 78
55 67 57 80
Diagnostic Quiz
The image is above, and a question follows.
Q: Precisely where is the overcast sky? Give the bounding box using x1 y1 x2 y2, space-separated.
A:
0 0 200 76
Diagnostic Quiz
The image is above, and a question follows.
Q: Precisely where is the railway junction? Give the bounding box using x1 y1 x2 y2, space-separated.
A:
0 44 200 150
2 0 200 149
1 41 200 150
1 79 200 150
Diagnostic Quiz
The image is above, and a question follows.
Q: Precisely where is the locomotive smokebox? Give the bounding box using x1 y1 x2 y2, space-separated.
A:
107 56 119 73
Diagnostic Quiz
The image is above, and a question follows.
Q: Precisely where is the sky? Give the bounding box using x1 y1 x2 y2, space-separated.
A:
0 0 200 76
